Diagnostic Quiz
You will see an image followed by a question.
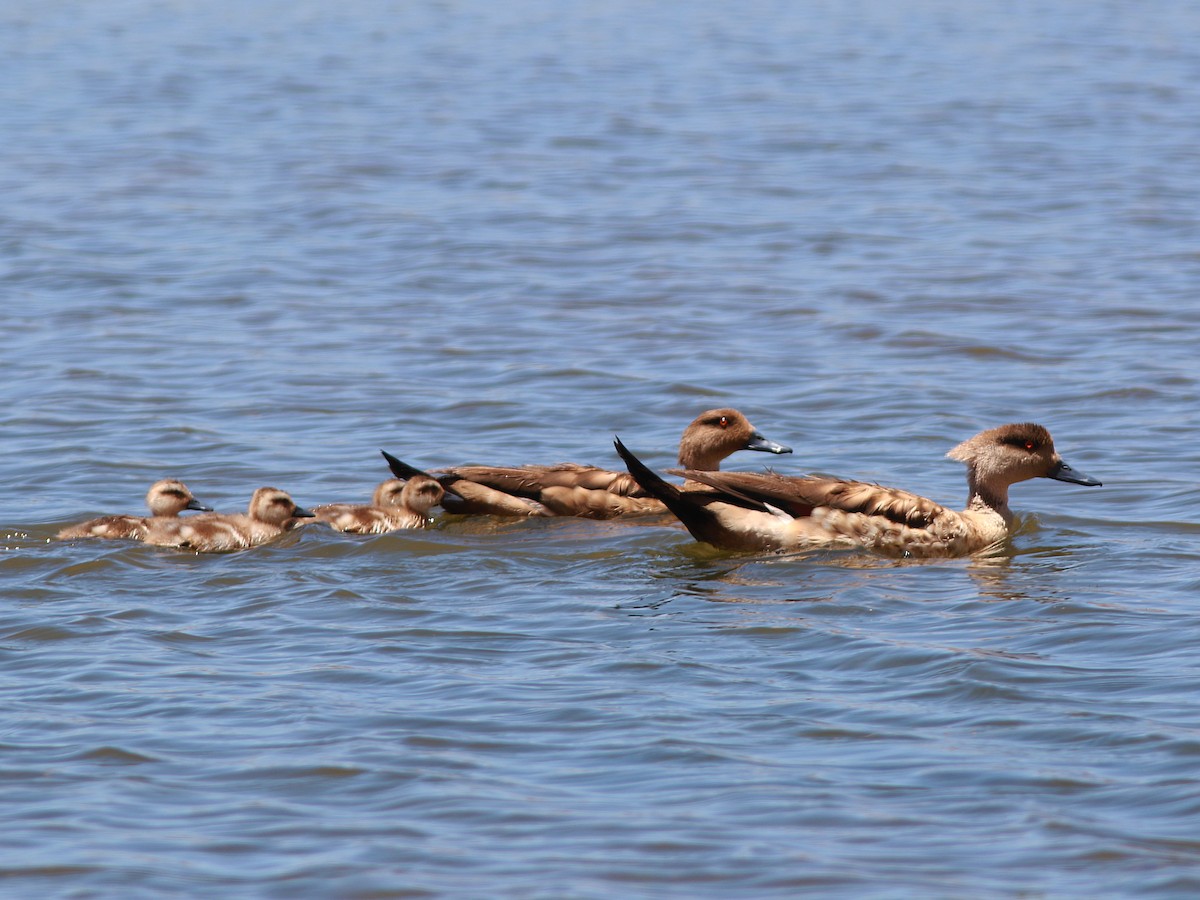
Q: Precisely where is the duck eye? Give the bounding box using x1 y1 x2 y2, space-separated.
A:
1024 441 1036 451
719 416 728 428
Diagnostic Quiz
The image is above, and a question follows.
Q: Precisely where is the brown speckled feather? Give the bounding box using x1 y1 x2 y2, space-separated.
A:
671 470 949 530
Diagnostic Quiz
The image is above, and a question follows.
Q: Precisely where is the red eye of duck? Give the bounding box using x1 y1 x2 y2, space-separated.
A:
719 416 729 428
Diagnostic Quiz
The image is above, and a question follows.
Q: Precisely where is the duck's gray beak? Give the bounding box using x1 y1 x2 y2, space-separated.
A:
292 506 317 519
186 499 213 512
745 430 792 455
1046 459 1102 487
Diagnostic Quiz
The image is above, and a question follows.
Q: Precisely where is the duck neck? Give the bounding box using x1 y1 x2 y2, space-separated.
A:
678 444 721 471
965 471 1013 523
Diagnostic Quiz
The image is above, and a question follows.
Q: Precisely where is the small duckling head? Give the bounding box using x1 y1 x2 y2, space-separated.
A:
145 479 212 516
403 475 446 516
372 477 444 513
678 408 793 469
247 487 315 526
947 423 1102 491
372 479 410 508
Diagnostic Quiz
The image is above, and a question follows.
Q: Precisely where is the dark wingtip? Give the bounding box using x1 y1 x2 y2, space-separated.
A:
381 449 425 480
614 437 680 502
381 449 463 499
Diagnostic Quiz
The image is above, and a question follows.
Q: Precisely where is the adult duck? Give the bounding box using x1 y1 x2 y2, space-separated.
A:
614 423 1101 557
383 408 792 519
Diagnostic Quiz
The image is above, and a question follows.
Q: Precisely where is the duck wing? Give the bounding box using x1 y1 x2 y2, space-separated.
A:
446 463 642 497
670 469 950 530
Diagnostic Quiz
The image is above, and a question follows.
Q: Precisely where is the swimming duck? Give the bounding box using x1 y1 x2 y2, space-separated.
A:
614 422 1101 557
56 479 212 541
382 408 793 519
312 476 445 533
381 451 555 517
143 487 315 552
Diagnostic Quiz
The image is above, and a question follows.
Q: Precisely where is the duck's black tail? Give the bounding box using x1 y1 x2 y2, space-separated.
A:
380 450 462 499
615 437 785 550
613 437 727 544
612 438 680 502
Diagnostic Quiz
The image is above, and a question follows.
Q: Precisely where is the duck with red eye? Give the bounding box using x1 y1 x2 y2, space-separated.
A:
382 407 792 520
615 422 1101 558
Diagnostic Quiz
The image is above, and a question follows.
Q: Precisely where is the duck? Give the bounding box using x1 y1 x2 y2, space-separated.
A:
381 451 555 517
312 476 445 533
382 408 793 519
614 422 1102 557
143 487 315 552
56 479 212 541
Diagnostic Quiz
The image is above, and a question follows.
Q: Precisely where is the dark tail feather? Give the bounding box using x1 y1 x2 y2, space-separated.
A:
614 437 726 543
615 437 784 549
380 450 463 499
613 437 683 504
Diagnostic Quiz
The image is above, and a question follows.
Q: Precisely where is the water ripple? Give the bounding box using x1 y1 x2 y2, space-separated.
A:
3 0 1200 896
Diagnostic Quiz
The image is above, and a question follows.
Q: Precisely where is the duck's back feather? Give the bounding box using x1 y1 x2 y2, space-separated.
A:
671 469 950 530
446 464 644 498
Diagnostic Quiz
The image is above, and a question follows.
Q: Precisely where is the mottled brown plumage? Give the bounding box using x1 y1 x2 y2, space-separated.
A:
616 423 1101 558
56 479 212 541
143 487 314 552
382 408 791 520
313 476 445 533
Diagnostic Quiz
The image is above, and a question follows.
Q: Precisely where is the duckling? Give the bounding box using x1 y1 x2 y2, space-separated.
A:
313 476 445 534
143 487 314 552
56 479 212 541
383 408 792 519
615 423 1101 557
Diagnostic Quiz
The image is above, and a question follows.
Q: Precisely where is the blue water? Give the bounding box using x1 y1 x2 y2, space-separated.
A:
3 1 1200 896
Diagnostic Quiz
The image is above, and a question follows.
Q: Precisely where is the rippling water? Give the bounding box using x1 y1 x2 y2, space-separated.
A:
3 1 1200 896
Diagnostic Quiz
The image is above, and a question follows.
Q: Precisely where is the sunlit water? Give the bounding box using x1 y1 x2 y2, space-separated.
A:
3 1 1200 896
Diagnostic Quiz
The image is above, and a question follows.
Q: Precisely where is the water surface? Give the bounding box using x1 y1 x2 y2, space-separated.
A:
3 1 1200 896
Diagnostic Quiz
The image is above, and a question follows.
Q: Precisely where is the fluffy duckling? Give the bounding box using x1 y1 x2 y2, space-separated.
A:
383 408 792 519
56 479 212 541
615 423 1101 558
312 476 445 534
143 487 314 552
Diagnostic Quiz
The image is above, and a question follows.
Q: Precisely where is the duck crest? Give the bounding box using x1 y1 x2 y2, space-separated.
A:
947 422 1050 462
